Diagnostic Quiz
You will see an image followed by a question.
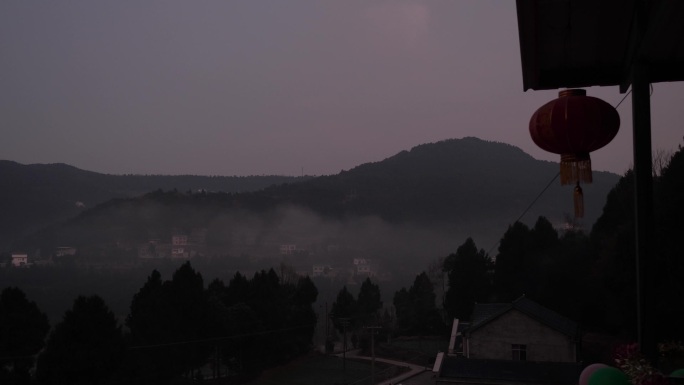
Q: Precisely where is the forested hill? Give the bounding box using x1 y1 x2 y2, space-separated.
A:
15 138 620 255
0 160 306 249
261 137 619 224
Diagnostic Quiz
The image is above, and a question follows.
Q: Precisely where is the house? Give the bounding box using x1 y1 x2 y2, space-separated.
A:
11 253 29 267
171 234 190 259
463 296 579 362
172 234 188 246
55 246 77 257
353 258 376 276
436 296 581 385
280 244 297 255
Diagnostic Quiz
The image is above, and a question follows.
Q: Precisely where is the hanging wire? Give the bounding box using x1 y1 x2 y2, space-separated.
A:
486 171 560 256
615 87 632 109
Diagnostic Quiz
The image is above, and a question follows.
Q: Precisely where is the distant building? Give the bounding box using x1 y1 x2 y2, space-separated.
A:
11 253 29 267
312 265 333 277
171 234 190 259
172 234 188 246
55 246 77 257
353 258 375 276
280 244 297 255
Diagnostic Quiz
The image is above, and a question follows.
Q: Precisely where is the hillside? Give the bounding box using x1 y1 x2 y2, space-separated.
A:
0 160 306 249
263 137 618 225
13 138 620 271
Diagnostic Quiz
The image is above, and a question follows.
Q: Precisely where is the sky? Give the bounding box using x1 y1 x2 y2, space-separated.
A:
2 1 683 177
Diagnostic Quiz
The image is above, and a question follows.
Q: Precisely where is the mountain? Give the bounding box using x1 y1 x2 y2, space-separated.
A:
10 138 621 266
263 137 618 225
0 160 306 249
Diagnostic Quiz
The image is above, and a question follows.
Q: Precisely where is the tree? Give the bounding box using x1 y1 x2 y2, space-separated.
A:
393 272 443 336
494 221 531 301
494 217 559 302
36 295 125 385
587 143 684 341
288 276 319 354
357 277 382 324
443 238 493 321
125 263 211 383
589 171 638 336
330 286 356 332
0 287 50 385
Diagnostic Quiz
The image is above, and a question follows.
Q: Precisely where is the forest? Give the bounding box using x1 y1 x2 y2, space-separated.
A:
2 262 319 384
2 142 683 384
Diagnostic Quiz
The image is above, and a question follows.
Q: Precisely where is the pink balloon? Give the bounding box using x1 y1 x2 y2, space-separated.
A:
580 363 610 385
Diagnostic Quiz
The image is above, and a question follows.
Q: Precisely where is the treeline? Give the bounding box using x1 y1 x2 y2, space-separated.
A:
328 142 684 349
1 262 318 385
444 143 684 342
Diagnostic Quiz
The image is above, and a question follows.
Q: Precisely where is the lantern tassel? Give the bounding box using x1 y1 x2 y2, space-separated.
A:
560 153 593 185
574 182 584 218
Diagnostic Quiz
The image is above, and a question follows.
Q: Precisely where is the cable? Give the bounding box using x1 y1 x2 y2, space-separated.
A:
615 87 632 109
486 171 560 257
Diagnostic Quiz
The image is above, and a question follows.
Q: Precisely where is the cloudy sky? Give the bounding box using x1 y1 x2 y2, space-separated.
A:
2 1 683 176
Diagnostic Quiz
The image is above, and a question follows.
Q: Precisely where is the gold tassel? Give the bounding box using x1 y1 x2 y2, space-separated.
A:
574 182 584 218
560 153 593 186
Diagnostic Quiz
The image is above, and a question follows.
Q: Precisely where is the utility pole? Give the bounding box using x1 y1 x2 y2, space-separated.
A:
339 318 350 372
364 326 382 385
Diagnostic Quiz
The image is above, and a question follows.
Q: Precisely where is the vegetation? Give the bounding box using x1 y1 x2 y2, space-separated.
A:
3 139 684 383
393 272 443 336
0 159 306 250
10 138 619 256
443 237 492 321
0 287 50 385
0 262 319 384
36 296 125 384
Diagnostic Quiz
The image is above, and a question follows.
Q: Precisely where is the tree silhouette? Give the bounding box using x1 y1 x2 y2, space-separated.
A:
125 263 212 382
357 277 382 325
36 295 124 385
0 287 50 385
444 238 493 321
331 286 356 332
393 272 443 336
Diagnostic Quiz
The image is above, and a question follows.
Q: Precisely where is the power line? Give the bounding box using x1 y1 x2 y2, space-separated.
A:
615 87 632 109
486 171 560 257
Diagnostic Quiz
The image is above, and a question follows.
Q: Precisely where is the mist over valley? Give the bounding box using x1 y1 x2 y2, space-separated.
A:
1 138 621 323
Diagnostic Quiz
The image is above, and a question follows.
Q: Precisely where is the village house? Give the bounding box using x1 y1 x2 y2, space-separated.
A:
463 296 579 362
280 244 297 255
437 296 581 385
312 264 334 277
55 246 77 257
11 252 29 267
353 258 376 277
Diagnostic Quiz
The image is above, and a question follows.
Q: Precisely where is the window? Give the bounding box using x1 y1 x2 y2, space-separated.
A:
512 344 527 361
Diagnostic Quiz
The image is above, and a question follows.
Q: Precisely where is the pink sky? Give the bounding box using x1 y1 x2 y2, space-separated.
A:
2 1 683 176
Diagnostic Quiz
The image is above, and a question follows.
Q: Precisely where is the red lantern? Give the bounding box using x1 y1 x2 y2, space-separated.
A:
529 89 620 217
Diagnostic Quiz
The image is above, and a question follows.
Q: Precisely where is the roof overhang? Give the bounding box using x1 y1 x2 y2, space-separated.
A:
516 0 684 92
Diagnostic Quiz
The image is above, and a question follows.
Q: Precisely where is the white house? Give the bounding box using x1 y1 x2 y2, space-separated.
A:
11 253 29 267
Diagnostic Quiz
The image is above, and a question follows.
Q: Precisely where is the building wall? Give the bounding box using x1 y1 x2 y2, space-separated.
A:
11 253 28 267
467 309 576 362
